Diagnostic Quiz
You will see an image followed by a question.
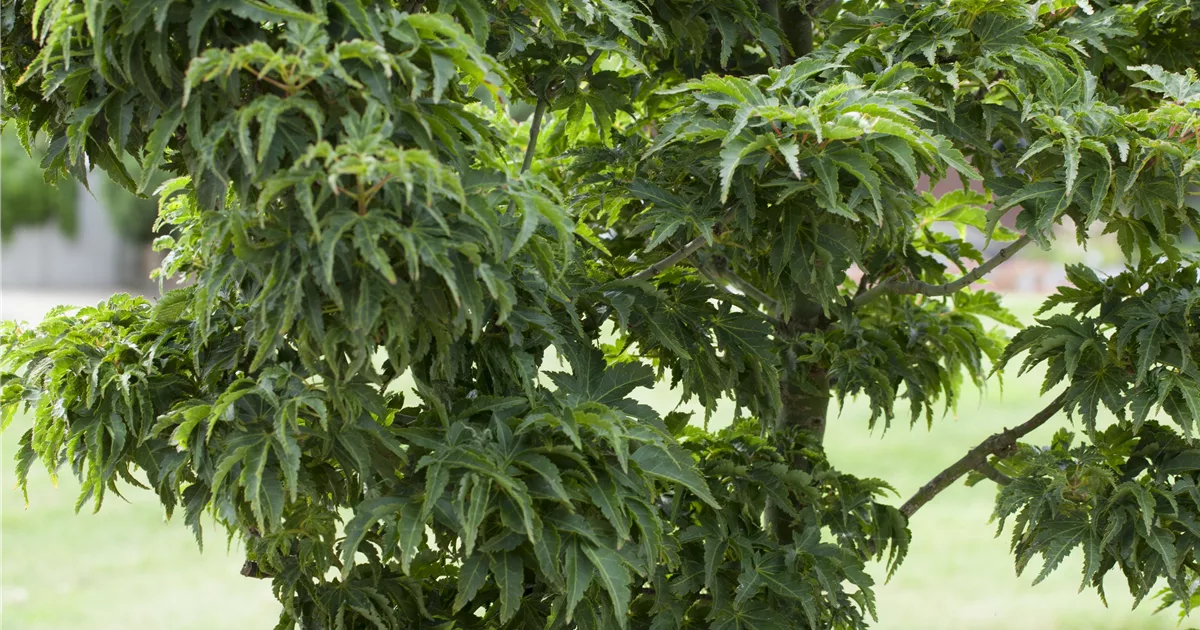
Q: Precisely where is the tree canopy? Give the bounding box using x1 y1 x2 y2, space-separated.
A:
2 0 1200 628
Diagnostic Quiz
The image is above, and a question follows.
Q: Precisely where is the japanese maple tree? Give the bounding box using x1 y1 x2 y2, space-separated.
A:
3 0 1200 628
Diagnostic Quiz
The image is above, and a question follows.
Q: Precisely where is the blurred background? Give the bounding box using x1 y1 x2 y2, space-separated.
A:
0 129 1191 630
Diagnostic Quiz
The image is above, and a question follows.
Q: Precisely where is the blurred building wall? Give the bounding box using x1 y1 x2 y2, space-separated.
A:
1 173 141 289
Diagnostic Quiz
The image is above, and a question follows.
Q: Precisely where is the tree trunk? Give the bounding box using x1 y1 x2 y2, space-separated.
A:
762 0 815 63
778 364 829 443
764 298 831 538
783 11 814 61
776 296 831 445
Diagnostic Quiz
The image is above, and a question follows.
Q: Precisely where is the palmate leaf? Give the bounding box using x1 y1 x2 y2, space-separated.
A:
1065 363 1128 434
547 346 654 407
631 443 719 508
1028 520 1089 585
711 605 791 630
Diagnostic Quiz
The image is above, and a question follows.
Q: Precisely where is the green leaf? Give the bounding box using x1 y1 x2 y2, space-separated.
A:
461 476 491 556
587 476 631 542
630 444 719 508
454 553 489 612
549 347 654 406
139 107 183 194
341 497 405 578
397 498 425 574
1031 521 1088 585
516 452 571 505
933 137 981 180
1146 527 1178 577
564 540 594 621
490 550 524 622
582 545 631 629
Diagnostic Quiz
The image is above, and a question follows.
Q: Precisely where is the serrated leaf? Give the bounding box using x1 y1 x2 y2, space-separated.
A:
490 550 524 622
630 443 719 508
341 497 405 578
582 545 631 629
564 540 593 621
454 553 489 612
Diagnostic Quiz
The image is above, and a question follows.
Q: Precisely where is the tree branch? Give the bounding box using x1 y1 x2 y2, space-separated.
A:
520 50 598 175
697 264 783 325
240 560 272 579
628 235 710 282
578 48 603 79
854 234 1032 307
520 96 548 174
701 264 782 317
974 462 1012 486
899 391 1066 519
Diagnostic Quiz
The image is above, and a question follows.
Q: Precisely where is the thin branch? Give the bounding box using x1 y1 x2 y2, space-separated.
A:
520 48 597 175
622 210 738 283
701 264 782 317
974 462 1012 486
900 391 1066 519
578 48 603 79
520 96 548 174
854 234 1033 307
697 264 783 326
240 560 272 579
628 235 709 282
521 48 601 173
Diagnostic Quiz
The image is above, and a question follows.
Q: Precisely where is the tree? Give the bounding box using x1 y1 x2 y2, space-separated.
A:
2 0 1199 627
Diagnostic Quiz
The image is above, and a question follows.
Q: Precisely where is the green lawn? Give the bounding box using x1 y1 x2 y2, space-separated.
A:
0 295 1187 629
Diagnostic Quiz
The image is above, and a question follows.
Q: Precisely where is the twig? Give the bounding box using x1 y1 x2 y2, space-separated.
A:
900 391 1066 519
519 48 597 175
697 264 783 325
521 96 548 174
628 235 710 282
623 210 738 283
974 462 1012 486
854 234 1032 307
701 264 782 317
240 560 272 579
578 48 603 78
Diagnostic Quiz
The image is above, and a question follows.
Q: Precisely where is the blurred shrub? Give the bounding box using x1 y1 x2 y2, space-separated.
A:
0 128 76 240
96 160 166 245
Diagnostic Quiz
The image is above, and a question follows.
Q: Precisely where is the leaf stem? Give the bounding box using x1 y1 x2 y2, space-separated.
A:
900 392 1066 519
518 48 598 175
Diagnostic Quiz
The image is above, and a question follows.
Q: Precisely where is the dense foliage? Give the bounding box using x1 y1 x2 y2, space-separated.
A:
2 0 1199 628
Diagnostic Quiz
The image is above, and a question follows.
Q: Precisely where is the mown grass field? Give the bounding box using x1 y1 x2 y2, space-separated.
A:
1 295 1187 629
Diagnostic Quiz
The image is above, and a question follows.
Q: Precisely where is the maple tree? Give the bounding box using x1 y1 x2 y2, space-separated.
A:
3 0 1200 628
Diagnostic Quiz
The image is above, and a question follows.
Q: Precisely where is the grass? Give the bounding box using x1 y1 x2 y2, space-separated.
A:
0 295 1187 629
